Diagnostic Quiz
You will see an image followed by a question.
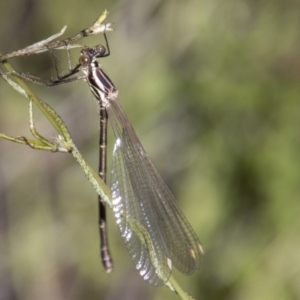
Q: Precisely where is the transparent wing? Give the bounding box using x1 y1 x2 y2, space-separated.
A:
106 99 204 286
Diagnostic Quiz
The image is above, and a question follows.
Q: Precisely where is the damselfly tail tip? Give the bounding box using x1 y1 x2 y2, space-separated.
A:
101 250 114 273
103 260 113 273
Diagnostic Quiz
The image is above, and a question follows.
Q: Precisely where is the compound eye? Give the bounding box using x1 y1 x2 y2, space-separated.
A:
95 44 106 57
79 53 91 66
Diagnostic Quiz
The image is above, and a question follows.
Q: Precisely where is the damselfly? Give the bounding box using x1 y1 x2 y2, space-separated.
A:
5 33 204 286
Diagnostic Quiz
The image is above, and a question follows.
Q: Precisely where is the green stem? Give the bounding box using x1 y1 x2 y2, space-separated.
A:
0 59 64 135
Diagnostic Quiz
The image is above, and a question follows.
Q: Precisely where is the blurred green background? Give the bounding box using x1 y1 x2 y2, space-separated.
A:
1 0 300 299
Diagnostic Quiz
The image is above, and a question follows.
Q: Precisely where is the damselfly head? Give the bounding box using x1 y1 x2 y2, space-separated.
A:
79 45 107 66
94 44 106 58
79 50 92 67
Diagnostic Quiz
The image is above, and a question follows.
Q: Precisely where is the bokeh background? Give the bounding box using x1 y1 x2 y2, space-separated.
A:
0 0 300 299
